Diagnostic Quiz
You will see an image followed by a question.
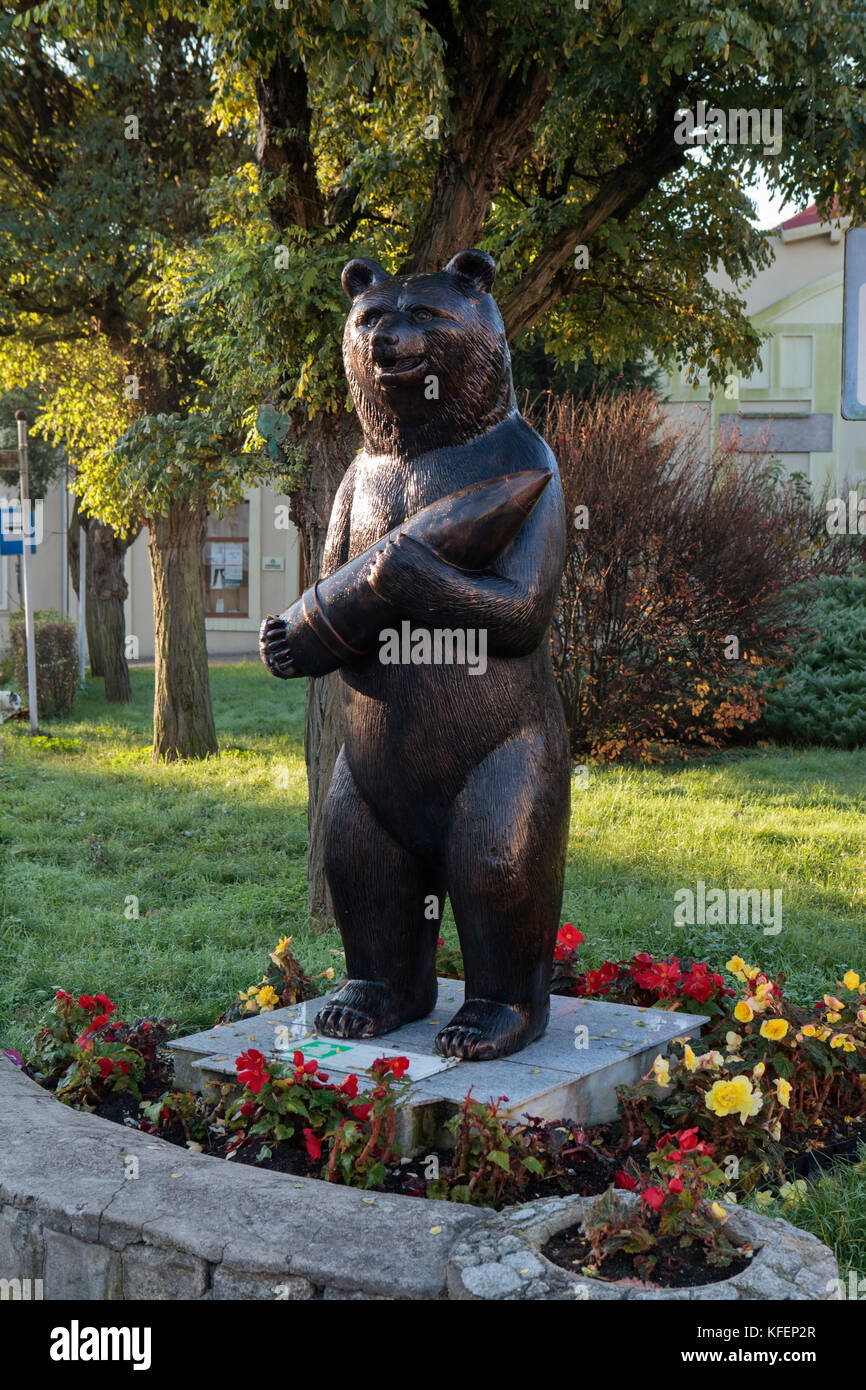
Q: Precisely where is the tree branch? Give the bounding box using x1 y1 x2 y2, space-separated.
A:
501 114 687 339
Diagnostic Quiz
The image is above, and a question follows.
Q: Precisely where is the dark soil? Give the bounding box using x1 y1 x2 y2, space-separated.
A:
541 1222 752 1290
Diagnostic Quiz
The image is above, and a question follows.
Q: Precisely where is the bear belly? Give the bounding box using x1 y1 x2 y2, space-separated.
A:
338 649 560 856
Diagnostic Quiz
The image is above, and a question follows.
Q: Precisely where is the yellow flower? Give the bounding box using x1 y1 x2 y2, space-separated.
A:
711 1202 729 1221
726 955 746 978
256 985 280 1011
698 1050 724 1071
760 1019 789 1041
726 1031 743 1050
275 935 292 955
755 980 775 1000
826 1011 841 1024
752 1061 765 1079
684 1043 697 1072
775 1078 792 1108
323 966 335 980
857 1008 866 1026
734 1001 754 1024
754 1190 774 1209
744 965 760 981
705 1075 763 1124
831 1033 857 1052
802 1024 818 1037
824 994 844 1012
652 1055 671 1086
843 971 860 992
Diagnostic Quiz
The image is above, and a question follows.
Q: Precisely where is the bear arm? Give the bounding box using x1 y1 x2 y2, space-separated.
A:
369 529 561 657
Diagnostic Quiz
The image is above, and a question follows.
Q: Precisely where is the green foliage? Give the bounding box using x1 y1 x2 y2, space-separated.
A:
9 611 79 718
758 572 866 748
428 1093 547 1206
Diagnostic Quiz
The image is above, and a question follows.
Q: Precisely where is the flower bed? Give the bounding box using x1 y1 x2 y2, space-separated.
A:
8 930 865 1298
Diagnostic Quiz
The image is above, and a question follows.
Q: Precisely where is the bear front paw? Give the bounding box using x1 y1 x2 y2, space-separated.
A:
259 615 299 679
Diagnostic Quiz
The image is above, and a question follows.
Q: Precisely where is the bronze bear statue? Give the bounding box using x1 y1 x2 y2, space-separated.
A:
260 248 570 1060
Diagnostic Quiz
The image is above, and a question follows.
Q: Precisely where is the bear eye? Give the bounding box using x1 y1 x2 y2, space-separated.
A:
362 310 383 327
412 307 434 322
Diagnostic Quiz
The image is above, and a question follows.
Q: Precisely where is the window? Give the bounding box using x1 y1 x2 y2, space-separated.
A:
203 502 250 618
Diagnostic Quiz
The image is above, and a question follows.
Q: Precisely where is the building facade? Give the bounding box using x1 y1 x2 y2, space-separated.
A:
0 482 302 663
658 207 866 493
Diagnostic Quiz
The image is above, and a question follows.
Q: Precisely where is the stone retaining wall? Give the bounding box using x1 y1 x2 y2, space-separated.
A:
0 1059 842 1302
0 1059 480 1300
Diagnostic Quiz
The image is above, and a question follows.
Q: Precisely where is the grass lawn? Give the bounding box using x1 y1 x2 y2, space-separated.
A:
2 660 865 1269
1 661 864 1056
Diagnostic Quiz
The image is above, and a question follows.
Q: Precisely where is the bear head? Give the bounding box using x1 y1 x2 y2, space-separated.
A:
341 249 516 458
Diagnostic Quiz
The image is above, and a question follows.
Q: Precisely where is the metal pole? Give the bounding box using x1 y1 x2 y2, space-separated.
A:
78 512 86 685
14 410 38 731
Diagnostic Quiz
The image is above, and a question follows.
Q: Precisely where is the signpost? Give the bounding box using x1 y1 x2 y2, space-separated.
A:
0 414 39 728
842 227 866 421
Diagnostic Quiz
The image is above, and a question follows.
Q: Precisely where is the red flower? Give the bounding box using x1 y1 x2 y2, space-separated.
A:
303 1059 318 1075
94 994 116 1014
240 1100 256 1117
236 1048 270 1096
96 1057 115 1079
614 1170 638 1191
668 1177 684 1195
636 959 682 999
642 1186 667 1212
678 1127 700 1151
351 1102 373 1121
293 1050 305 1068
554 923 584 960
303 1128 323 1161
77 995 98 1011
55 989 72 1002
389 1056 410 1079
118 1062 130 1076
437 937 445 947
339 1074 359 1099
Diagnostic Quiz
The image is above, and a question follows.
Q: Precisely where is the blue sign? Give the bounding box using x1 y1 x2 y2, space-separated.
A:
842 227 866 421
0 502 37 554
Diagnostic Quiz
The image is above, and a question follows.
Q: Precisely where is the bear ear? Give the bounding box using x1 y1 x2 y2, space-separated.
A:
445 248 496 293
342 257 389 301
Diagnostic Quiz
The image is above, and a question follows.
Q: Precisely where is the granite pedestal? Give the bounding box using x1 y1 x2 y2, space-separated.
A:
168 981 706 1152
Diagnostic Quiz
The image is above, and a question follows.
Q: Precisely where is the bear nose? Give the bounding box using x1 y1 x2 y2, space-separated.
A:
371 324 400 349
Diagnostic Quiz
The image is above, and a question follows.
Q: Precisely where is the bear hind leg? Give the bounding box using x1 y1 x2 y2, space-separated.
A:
315 751 443 1040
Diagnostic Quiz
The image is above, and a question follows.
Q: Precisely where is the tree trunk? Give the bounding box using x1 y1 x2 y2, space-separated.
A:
88 519 136 702
147 495 218 762
68 499 137 700
288 408 361 927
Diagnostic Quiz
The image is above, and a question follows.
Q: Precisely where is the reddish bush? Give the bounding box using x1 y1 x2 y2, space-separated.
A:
530 390 859 759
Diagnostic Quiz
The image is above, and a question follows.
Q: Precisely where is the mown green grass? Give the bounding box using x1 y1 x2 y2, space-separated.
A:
1 663 864 1055
2 663 865 1267
744 1149 866 1290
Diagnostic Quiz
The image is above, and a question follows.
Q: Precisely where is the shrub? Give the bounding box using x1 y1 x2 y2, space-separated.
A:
224 1047 412 1187
27 989 176 1110
617 958 866 1189
218 934 325 1022
549 926 734 1021
427 1092 548 1206
585 1130 744 1279
757 570 866 747
531 390 861 759
9 609 78 718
